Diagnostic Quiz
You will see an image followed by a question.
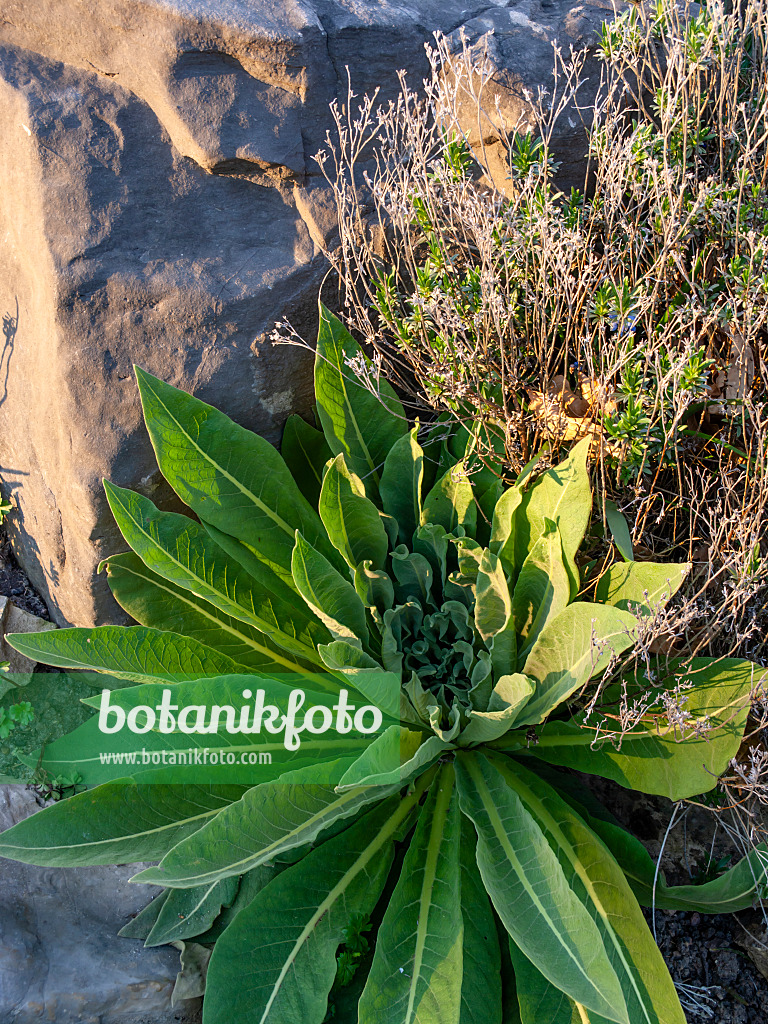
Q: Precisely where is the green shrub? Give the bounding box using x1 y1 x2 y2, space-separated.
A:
1 308 765 1024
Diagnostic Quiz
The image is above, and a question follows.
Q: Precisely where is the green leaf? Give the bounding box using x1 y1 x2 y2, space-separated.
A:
359 763 463 1024
202 783 429 1024
354 561 395 612
490 486 523 578
474 549 512 642
6 626 249 683
421 462 477 535
501 759 686 1024
512 519 570 656
508 941 611 1023
291 532 369 646
454 752 628 1024
0 780 245 866
380 427 424 545
595 561 690 616
336 726 447 790
314 304 406 497
515 438 591 598
135 760 391 888
525 658 763 799
319 455 389 570
458 816 502 1024
556 783 768 913
391 547 433 605
135 367 333 584
103 483 328 665
145 876 240 946
103 553 311 674
118 891 170 940
516 603 638 726
458 675 535 746
280 414 332 508
604 500 633 562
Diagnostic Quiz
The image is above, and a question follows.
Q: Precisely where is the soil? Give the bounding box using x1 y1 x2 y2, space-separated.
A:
1 528 767 1021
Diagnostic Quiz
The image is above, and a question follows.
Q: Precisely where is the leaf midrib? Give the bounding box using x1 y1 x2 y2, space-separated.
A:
144 376 297 540
257 773 432 1024
503 765 653 1024
406 768 454 1024
462 753 622 1019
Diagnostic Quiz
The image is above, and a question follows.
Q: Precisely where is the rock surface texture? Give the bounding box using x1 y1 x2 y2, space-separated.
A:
0 0 618 626
0 785 199 1023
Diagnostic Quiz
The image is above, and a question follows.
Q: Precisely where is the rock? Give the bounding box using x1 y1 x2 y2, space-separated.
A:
0 1 620 626
0 785 198 1023
447 0 624 195
0 598 56 693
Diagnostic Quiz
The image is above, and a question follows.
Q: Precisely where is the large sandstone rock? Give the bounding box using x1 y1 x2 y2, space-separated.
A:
0 0 616 626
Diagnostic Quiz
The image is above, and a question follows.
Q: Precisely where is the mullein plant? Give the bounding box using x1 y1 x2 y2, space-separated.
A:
1 306 765 1024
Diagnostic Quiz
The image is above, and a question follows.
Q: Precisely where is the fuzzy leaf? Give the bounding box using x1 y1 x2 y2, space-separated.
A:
103 483 328 665
454 752 628 1023
6 625 248 684
515 438 591 598
380 427 424 545
319 455 389 570
524 657 764 799
359 764 463 1024
595 561 690 616
280 414 332 508
516 603 638 726
135 367 334 585
421 463 477 535
0 780 245 866
102 552 311 675
512 519 570 656
202 788 425 1024
314 304 406 498
291 532 369 646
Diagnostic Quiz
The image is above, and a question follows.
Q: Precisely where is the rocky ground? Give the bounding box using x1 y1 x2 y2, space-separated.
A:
1 529 767 1021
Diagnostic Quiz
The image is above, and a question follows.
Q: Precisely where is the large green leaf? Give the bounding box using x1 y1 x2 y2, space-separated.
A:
280 413 332 508
319 455 389 570
474 549 512 642
595 560 690 616
202 784 429 1024
490 486 523 580
336 726 447 790
0 780 245 866
314 304 406 498
514 438 591 598
379 427 424 545
359 764 463 1024
512 519 570 657
508 940 611 1023
523 658 762 799
454 752 628 1023
135 367 334 582
458 815 502 1024
144 876 239 946
459 675 535 746
292 532 369 646
6 626 249 683
500 758 685 1024
135 759 390 888
516 603 638 726
103 553 313 675
557 783 768 912
104 483 329 665
421 463 477 535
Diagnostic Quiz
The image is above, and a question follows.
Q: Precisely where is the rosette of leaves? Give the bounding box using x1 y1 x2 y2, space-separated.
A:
1 305 765 1024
